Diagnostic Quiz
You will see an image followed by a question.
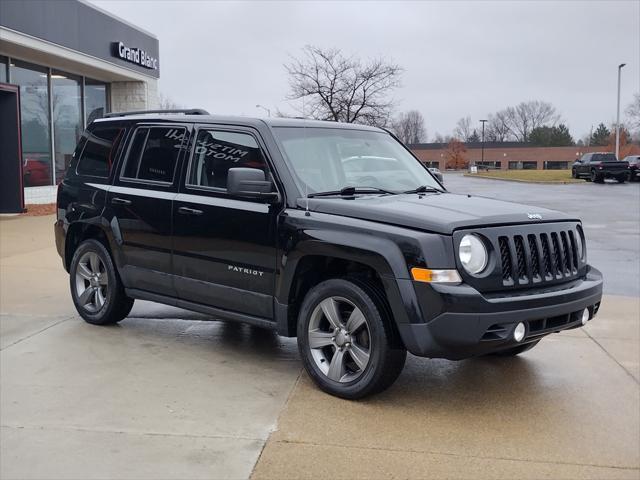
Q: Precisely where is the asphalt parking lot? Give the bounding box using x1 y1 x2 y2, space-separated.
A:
1 174 638 479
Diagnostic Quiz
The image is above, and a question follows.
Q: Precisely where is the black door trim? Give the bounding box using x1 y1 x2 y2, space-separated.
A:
125 288 277 330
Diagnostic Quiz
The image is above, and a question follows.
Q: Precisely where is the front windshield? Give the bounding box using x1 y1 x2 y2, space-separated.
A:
273 127 441 194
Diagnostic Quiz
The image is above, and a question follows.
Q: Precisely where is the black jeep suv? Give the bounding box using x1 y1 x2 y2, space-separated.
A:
55 110 603 399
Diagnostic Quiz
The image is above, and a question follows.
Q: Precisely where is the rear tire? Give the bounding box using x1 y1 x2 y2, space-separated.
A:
492 340 540 357
617 173 628 183
69 239 134 325
591 170 603 183
297 278 406 399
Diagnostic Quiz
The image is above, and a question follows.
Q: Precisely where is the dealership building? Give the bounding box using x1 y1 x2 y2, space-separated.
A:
0 0 159 204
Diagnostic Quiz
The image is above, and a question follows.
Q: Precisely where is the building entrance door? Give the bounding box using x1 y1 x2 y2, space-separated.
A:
0 83 24 213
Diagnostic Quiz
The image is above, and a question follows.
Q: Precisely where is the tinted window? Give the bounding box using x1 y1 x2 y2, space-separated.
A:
76 126 124 177
187 130 267 190
122 126 186 183
592 153 617 162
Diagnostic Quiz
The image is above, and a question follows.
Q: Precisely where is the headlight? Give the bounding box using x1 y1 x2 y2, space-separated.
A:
459 234 488 274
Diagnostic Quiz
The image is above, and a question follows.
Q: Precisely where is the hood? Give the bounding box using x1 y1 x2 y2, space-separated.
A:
298 193 574 235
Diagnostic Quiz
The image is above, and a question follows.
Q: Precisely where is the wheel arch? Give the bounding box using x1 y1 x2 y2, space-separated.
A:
64 221 116 272
275 230 418 344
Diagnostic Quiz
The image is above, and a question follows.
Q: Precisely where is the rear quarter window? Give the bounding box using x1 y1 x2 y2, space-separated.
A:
76 126 125 177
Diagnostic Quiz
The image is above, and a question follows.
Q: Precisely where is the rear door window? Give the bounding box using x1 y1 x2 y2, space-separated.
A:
186 130 268 190
121 126 187 184
76 126 125 177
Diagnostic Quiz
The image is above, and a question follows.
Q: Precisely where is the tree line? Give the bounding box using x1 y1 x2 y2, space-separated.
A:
281 46 639 147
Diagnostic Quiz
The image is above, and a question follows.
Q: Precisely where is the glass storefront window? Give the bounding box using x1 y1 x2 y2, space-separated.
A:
11 60 52 186
0 56 7 83
52 70 82 183
85 78 108 124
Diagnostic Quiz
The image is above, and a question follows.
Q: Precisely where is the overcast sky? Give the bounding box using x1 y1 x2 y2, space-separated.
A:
92 0 639 141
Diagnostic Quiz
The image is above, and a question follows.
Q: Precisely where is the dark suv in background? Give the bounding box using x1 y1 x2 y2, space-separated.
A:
622 155 640 181
55 110 603 398
572 152 630 183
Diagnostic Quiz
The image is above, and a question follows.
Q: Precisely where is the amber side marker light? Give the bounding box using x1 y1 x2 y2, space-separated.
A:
411 267 462 284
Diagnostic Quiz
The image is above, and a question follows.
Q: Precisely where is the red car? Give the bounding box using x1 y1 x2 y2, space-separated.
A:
23 154 51 186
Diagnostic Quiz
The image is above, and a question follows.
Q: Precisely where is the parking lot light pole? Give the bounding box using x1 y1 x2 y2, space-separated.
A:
615 63 626 159
479 119 488 166
256 104 271 117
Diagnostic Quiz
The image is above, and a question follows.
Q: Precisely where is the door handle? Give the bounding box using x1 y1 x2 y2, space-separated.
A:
178 206 203 216
111 197 132 206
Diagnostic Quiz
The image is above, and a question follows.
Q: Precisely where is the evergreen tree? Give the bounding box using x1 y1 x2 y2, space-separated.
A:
590 123 610 146
529 124 574 146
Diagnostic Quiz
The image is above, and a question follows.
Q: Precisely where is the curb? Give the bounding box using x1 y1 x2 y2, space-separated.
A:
463 174 584 185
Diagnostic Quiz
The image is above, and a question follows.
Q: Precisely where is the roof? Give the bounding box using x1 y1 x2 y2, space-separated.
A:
95 113 385 131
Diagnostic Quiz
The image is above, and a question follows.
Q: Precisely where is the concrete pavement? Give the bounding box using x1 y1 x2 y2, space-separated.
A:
253 296 640 479
0 215 301 479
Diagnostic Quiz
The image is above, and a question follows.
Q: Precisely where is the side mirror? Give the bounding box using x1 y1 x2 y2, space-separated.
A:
227 168 278 202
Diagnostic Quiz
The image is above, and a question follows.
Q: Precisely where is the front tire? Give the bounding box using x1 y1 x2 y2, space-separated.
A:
297 279 406 399
571 169 578 179
69 239 134 325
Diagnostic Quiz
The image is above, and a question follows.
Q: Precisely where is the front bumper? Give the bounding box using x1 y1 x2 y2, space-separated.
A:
397 266 603 359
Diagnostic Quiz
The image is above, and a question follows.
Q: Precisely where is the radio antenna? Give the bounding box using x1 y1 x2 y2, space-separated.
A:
303 97 310 216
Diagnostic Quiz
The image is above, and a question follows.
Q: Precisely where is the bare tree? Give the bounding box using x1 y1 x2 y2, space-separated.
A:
392 110 426 144
485 111 512 142
285 45 402 127
433 132 453 143
158 92 181 110
626 93 640 131
503 100 560 142
454 116 473 141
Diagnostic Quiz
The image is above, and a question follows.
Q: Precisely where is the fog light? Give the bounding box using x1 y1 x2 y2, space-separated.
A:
513 322 526 342
581 308 590 326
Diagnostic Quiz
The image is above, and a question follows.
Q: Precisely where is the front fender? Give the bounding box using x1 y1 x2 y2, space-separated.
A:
276 210 429 338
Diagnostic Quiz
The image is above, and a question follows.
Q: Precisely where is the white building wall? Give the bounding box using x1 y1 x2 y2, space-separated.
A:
110 79 158 112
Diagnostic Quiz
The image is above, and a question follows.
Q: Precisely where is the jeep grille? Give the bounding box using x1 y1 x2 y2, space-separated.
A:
454 222 586 293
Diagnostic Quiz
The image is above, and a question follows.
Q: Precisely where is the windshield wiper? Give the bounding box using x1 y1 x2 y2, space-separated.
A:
307 186 397 198
403 185 444 194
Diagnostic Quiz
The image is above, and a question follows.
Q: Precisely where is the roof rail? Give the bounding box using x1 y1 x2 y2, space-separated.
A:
104 108 210 118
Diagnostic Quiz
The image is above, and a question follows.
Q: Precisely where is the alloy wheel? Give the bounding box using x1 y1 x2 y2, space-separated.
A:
307 296 372 383
74 251 108 313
